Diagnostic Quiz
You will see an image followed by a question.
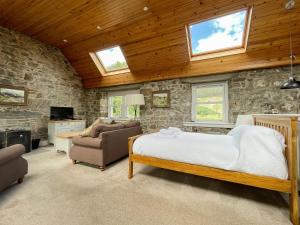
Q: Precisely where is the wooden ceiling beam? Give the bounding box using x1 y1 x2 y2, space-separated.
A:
0 0 299 88
82 44 300 88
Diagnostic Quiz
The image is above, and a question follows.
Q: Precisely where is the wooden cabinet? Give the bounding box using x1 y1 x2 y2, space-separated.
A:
48 120 85 144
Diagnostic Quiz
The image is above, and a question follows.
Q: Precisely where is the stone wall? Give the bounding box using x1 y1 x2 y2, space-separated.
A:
85 65 300 134
84 89 107 126
0 26 85 139
229 67 300 120
140 79 192 133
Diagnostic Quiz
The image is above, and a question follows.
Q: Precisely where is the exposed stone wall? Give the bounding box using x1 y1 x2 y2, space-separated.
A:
140 79 192 133
84 80 192 133
0 26 85 139
2 25 299 138
84 89 108 126
229 67 300 121
86 65 300 134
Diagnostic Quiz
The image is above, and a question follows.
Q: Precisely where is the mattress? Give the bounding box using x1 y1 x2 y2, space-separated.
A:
133 129 288 179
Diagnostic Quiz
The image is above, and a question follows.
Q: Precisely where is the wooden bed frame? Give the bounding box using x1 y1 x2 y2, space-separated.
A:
128 116 299 225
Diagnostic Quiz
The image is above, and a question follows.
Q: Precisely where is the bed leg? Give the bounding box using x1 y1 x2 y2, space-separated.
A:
128 136 139 179
128 160 133 179
290 190 299 225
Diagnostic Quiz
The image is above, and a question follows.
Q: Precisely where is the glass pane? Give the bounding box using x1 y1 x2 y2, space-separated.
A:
96 46 128 72
111 96 122 118
196 86 224 103
189 10 247 55
127 106 140 118
196 103 223 121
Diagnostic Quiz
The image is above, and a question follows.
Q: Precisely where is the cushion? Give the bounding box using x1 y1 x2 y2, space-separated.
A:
80 118 102 137
228 125 285 150
90 123 125 138
122 121 140 128
72 136 102 148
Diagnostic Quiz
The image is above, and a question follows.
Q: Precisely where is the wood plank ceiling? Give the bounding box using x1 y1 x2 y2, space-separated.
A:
0 0 299 88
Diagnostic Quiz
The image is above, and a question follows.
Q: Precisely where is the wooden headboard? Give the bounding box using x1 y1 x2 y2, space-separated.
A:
253 115 298 181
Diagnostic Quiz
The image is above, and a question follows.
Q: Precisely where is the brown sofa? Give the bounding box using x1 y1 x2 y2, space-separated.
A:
69 122 142 170
0 144 28 192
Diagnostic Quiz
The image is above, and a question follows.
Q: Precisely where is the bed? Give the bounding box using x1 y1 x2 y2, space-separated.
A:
128 116 299 225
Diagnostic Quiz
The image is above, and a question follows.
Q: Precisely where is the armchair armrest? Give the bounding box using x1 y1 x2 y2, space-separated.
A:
0 144 25 166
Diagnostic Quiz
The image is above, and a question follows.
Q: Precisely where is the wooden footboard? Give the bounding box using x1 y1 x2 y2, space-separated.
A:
128 116 299 225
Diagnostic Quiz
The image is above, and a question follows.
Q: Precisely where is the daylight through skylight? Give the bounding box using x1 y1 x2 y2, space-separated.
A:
96 46 128 72
188 9 248 56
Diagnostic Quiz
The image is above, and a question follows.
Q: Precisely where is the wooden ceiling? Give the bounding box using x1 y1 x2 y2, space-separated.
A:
0 0 300 88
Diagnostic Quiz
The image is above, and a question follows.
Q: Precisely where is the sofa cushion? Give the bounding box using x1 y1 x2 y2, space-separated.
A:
72 136 102 148
90 123 125 138
123 121 140 128
80 118 102 137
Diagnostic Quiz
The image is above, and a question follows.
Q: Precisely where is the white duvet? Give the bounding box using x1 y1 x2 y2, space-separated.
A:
133 125 288 179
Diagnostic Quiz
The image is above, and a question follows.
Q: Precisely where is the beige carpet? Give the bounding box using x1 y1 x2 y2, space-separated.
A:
0 147 292 225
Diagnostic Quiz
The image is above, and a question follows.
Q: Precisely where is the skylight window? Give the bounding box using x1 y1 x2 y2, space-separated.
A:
188 9 250 57
95 46 128 72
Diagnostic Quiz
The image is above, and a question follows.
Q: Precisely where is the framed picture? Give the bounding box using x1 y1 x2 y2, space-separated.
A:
152 90 170 108
0 85 28 106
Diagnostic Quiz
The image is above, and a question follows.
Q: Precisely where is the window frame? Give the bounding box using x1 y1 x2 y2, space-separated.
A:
191 82 229 123
90 45 130 76
186 7 252 60
107 90 140 119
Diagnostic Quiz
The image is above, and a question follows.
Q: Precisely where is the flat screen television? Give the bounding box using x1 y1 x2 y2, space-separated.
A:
50 107 74 120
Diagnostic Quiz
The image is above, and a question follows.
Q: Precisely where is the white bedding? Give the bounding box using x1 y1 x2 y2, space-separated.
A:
133 126 288 179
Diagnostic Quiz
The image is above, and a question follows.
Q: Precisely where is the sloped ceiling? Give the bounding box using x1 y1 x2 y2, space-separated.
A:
0 0 299 88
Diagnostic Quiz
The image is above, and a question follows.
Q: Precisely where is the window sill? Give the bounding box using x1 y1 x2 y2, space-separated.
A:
103 68 130 76
183 121 235 128
101 117 139 122
190 48 246 61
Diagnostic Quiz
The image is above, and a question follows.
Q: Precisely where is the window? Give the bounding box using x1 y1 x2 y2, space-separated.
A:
90 46 130 76
108 90 140 119
187 8 251 58
192 82 228 123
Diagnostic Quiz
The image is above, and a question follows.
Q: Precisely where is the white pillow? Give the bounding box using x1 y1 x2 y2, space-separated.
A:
228 125 250 148
228 125 286 150
235 126 288 179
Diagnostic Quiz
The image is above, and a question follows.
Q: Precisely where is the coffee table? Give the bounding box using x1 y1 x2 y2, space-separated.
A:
55 131 81 157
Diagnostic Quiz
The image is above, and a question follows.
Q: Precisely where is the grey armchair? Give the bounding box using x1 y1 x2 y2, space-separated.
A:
0 144 28 192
